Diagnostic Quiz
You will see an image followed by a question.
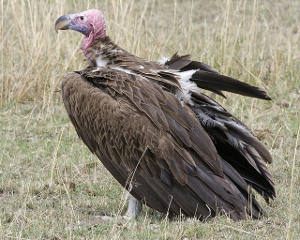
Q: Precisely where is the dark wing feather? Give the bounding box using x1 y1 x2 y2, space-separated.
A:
165 53 219 73
163 54 274 201
191 92 275 201
191 71 271 100
165 53 271 100
61 70 261 220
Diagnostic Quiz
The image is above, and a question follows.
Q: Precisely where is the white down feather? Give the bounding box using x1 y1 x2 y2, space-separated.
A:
176 70 199 105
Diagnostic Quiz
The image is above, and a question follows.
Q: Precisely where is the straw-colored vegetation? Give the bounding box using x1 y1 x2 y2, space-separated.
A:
1 0 299 239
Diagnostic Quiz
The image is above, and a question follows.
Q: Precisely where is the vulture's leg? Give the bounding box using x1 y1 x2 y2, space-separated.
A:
123 195 142 219
76 195 142 228
100 195 142 220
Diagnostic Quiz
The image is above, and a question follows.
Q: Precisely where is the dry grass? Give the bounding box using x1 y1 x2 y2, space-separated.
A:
0 0 299 239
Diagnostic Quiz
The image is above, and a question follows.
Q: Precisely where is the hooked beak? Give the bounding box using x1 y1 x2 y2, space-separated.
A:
55 14 72 32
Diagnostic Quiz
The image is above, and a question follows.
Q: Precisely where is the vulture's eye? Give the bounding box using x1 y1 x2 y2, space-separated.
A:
80 16 85 21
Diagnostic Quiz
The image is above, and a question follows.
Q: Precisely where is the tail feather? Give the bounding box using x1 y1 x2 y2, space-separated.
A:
221 159 265 218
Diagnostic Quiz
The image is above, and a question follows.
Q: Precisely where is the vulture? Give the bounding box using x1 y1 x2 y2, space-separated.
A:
55 9 275 221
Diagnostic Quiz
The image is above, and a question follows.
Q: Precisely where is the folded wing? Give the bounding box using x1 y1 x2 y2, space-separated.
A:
61 69 267 220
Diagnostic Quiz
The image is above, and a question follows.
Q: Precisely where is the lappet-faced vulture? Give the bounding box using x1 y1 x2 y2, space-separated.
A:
55 9 275 221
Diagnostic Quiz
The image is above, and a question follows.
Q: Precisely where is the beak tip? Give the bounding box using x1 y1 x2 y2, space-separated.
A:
55 14 70 32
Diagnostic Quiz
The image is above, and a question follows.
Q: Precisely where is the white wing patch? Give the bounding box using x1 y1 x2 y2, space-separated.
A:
157 56 169 65
176 70 199 105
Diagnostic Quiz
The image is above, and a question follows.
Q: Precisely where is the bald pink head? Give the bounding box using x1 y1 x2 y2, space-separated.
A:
79 9 106 52
55 9 106 54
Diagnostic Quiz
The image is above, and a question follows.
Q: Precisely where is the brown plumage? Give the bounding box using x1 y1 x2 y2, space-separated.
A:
56 9 275 221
